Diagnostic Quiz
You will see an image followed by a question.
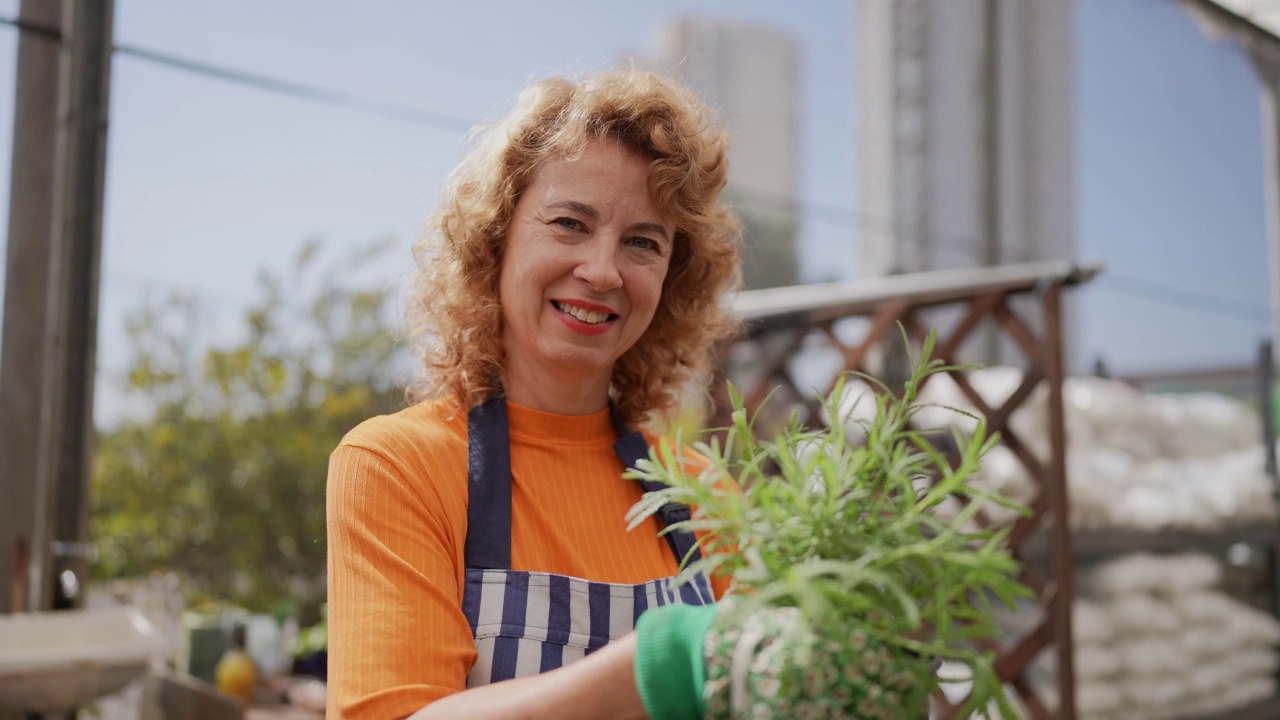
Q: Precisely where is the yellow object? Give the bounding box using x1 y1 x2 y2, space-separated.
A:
214 648 257 703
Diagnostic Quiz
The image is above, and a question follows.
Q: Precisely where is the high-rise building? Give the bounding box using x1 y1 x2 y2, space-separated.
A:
650 18 801 290
857 0 1075 364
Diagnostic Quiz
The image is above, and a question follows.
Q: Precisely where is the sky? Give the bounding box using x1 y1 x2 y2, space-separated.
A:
0 0 1273 426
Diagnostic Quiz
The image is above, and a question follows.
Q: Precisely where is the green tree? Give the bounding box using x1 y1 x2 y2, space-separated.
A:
91 240 409 618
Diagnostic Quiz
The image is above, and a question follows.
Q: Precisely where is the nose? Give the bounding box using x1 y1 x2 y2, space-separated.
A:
572 235 623 292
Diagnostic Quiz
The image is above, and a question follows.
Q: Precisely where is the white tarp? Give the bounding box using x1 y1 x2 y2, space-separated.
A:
1180 0 1280 57
1196 0 1280 41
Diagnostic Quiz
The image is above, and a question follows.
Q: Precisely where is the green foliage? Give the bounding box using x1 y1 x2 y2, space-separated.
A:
91 239 408 620
625 330 1033 718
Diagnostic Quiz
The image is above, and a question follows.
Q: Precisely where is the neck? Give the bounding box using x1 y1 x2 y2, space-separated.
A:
500 357 612 416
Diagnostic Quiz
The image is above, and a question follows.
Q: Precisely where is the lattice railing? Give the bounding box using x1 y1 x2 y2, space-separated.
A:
717 262 1098 720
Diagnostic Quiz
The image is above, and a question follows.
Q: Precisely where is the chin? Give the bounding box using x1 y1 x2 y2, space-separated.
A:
540 344 618 376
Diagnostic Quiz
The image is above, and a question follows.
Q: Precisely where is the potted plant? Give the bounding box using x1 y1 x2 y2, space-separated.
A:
627 333 1033 718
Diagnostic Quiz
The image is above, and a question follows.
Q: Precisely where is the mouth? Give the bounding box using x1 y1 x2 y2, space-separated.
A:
551 299 619 326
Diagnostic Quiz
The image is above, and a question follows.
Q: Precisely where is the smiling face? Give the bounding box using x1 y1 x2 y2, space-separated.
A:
498 139 674 403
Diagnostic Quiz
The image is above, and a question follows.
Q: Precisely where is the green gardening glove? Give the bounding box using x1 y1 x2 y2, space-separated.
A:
634 602 719 720
634 600 924 720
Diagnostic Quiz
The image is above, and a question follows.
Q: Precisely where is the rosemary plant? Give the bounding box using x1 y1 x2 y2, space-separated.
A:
626 332 1034 718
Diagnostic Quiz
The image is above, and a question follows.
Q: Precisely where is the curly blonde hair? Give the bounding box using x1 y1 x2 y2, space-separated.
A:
407 68 743 425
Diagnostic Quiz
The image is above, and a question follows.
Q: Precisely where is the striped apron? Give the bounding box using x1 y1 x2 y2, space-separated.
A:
461 396 715 687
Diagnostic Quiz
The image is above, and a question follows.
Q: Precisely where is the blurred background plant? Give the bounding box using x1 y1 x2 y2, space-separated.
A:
89 239 410 623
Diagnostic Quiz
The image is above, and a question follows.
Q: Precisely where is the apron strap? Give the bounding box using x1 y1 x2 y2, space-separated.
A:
465 395 513 570
462 396 704 571
610 409 703 568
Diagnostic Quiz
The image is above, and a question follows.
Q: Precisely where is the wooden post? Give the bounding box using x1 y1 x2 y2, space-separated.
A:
0 0 114 618
1043 283 1077 720
0 0 64 616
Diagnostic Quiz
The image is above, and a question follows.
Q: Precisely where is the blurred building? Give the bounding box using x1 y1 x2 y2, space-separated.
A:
857 0 1075 364
649 18 801 290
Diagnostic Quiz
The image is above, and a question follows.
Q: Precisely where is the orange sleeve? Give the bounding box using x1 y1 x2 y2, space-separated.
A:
326 444 472 720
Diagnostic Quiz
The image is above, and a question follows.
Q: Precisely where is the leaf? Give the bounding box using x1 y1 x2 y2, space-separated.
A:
623 493 675 531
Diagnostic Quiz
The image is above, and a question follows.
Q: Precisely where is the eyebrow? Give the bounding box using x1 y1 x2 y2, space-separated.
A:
547 200 671 243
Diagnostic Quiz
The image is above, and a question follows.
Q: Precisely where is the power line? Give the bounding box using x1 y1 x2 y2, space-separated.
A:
109 39 869 228
2 14 864 226
0 15 474 135
0 14 960 237
113 43 478 135
1094 271 1273 328
0 14 59 41
1105 271 1272 318
5 13 1276 332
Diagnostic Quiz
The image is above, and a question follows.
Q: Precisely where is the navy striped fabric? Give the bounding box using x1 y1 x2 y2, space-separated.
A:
463 568 715 687
461 396 716 688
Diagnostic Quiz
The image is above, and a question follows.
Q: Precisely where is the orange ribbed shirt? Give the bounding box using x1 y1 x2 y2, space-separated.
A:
326 398 728 720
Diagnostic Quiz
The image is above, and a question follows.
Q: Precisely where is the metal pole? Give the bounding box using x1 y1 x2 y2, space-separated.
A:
1244 49 1280 633
1253 57 1280 376
0 0 64 616
35 0 115 611
1261 341 1277 483
1091 356 1109 379
1256 341 1280 623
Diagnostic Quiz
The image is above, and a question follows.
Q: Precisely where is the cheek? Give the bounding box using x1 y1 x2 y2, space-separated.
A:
630 268 668 321
500 246 536 300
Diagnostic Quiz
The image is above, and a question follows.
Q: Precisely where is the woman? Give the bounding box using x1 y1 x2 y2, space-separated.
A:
327 69 743 719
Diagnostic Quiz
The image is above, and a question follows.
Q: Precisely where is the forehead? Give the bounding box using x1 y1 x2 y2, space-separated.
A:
526 141 660 210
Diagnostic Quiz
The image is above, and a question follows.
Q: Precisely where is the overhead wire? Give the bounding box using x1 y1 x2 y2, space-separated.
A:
0 14 59 41
1 15 864 226
1 13 1275 330
112 42 479 136
1094 271 1273 329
